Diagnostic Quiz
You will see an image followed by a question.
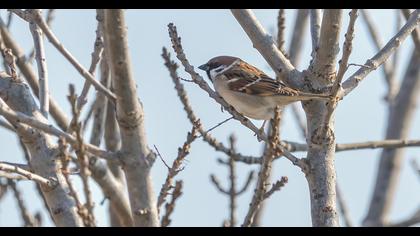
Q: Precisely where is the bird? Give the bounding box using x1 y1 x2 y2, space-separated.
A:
198 56 331 130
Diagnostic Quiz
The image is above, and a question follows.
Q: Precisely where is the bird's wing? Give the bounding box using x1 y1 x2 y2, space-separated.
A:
223 61 300 97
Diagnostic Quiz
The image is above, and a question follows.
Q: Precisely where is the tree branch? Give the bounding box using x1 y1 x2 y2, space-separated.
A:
230 9 302 88
341 10 420 97
103 9 159 227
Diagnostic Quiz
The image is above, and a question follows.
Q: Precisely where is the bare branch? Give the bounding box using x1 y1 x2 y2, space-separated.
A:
77 9 105 110
160 181 183 227
103 9 159 227
9 9 117 102
242 107 285 227
387 207 420 227
290 103 307 138
68 85 96 226
230 9 302 87
288 9 309 66
157 126 198 209
309 9 322 58
322 9 358 136
0 78 115 160
28 9 49 118
0 162 57 188
341 10 420 97
7 179 39 226
336 183 354 227
0 117 15 132
0 18 69 130
401 9 420 53
360 9 398 101
277 9 287 56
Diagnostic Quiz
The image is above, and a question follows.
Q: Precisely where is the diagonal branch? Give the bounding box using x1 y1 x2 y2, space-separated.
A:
9 9 117 102
0 162 57 188
230 9 302 88
341 9 420 97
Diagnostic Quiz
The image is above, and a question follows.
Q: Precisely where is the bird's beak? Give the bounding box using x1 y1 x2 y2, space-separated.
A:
198 64 209 71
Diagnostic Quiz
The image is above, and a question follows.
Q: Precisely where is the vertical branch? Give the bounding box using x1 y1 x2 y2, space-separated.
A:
242 107 284 227
304 9 343 227
228 135 238 227
288 9 309 66
309 9 322 58
363 49 420 226
0 19 69 130
360 9 398 101
77 9 105 110
28 9 49 118
68 85 96 227
7 179 38 227
336 183 353 227
277 9 287 56
103 9 159 227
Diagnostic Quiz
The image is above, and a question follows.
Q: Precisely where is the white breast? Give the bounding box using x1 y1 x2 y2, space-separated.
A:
213 77 274 120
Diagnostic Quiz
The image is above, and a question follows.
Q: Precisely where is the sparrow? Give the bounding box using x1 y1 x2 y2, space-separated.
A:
198 56 330 122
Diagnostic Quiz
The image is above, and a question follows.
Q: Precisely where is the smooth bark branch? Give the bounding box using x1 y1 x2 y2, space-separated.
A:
0 78 83 226
28 9 49 118
401 9 420 53
310 9 343 86
363 49 420 226
322 9 358 136
309 9 322 58
341 10 420 97
361 9 397 101
77 9 105 110
0 162 57 188
103 9 159 227
336 183 353 227
0 77 114 160
288 9 309 66
0 20 69 130
7 180 39 226
230 9 303 87
9 9 117 102
277 9 286 55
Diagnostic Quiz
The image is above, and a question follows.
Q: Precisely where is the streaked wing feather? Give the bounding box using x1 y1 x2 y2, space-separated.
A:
225 61 300 97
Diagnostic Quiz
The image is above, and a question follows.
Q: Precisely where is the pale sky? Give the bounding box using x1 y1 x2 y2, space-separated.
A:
0 9 419 226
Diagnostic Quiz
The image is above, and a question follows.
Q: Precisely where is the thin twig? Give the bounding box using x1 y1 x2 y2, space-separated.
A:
288 9 309 65
341 10 420 97
242 107 286 227
401 9 420 53
9 9 117 102
68 84 96 227
336 183 354 227
26 9 56 64
0 162 57 188
360 9 397 101
7 179 38 226
157 126 198 209
160 180 183 227
77 9 105 110
0 92 115 160
28 9 49 118
263 176 288 200
321 9 358 137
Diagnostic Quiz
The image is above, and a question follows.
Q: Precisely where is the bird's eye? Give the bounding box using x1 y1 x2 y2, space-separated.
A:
215 68 223 73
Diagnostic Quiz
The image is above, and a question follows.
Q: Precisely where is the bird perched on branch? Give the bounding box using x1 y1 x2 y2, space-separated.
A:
198 56 330 126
